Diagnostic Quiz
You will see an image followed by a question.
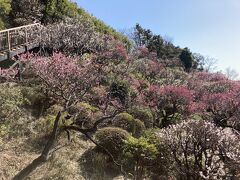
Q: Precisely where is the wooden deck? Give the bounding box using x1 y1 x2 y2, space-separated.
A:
0 23 42 62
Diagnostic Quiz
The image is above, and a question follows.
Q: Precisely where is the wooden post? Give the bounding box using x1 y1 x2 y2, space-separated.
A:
7 31 11 51
0 33 2 50
17 61 23 81
25 28 28 45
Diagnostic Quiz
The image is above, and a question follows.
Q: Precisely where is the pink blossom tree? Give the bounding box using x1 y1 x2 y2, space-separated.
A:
13 53 123 180
20 53 104 108
143 85 194 127
0 68 18 81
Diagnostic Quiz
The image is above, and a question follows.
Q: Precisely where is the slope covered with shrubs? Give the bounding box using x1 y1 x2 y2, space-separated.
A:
0 1 240 180
1 43 240 179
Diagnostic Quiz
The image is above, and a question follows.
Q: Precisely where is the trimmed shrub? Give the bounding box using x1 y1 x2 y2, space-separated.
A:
112 113 134 132
112 113 145 137
122 136 158 179
95 127 130 157
128 106 154 128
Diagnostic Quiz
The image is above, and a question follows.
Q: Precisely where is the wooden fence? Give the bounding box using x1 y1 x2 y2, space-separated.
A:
0 23 41 61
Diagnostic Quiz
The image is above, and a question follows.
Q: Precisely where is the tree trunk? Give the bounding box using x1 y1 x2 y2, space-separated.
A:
13 111 62 180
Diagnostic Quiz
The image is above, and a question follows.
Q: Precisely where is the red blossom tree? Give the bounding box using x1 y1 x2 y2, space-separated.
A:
143 85 194 127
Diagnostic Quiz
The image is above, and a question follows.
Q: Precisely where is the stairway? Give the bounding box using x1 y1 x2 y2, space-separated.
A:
0 23 42 62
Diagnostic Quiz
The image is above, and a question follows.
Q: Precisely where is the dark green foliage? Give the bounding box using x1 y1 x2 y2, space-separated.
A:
109 80 129 105
112 113 145 137
132 24 202 71
128 106 154 128
134 23 153 47
133 23 182 59
179 48 194 72
42 0 78 24
95 127 130 157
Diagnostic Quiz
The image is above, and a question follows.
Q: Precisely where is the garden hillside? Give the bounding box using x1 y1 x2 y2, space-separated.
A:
0 1 240 180
0 0 130 47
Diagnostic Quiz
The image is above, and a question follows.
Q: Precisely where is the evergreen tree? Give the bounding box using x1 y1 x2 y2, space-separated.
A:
133 23 181 59
43 0 77 23
179 48 193 71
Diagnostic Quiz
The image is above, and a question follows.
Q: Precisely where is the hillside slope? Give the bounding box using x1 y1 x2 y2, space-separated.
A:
0 1 240 180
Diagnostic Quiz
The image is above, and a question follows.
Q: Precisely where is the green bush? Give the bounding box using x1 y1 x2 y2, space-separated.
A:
140 129 171 178
112 113 145 137
122 136 158 179
95 127 130 157
112 113 134 131
128 106 154 128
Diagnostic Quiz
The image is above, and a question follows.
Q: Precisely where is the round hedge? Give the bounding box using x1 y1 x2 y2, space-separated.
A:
95 127 130 157
132 119 146 137
128 106 154 128
112 113 145 137
112 113 134 131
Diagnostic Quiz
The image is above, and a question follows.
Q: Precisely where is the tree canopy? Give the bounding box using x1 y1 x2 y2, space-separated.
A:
0 0 11 29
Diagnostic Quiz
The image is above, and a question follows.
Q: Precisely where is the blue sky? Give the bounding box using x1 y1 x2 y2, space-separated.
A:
76 0 240 74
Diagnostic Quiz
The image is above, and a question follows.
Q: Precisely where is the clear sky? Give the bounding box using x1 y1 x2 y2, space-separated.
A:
76 0 240 74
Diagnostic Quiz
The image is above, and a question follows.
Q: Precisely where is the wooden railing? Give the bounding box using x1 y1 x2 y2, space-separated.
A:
0 23 41 54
